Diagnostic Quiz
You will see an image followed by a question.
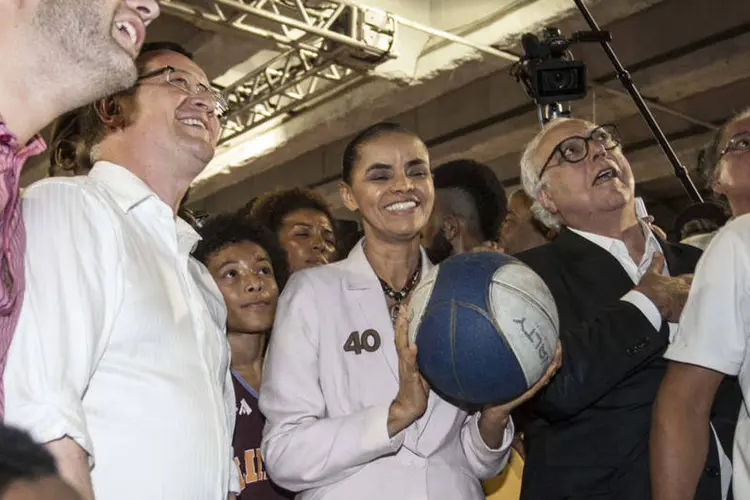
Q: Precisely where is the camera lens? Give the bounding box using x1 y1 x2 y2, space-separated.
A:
544 69 577 91
530 60 587 104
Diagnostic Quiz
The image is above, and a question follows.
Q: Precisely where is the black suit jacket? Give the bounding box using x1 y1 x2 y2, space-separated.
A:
515 228 740 500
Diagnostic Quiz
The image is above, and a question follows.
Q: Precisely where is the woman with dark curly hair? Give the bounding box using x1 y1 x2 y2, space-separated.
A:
251 188 338 273
194 213 292 500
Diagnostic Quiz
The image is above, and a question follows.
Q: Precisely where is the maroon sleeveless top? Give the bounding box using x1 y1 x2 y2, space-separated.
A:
232 371 294 500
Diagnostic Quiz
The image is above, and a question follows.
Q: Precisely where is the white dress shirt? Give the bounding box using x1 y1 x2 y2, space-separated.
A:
666 213 750 500
260 242 513 500
570 222 731 499
570 223 668 330
4 162 239 499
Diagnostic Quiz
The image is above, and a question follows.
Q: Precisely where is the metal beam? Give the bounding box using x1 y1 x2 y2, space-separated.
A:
220 50 365 143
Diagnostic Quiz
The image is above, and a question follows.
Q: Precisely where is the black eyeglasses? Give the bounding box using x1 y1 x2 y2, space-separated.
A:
137 65 228 117
719 131 750 160
538 124 621 180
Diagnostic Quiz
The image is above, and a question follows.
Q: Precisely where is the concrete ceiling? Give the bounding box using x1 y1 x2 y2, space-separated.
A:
21 0 750 228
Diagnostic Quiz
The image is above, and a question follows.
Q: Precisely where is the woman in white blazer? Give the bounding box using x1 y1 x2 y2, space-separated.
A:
259 122 559 500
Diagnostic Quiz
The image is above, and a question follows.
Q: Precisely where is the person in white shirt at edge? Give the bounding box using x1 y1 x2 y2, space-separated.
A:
3 43 240 500
259 121 562 500
651 108 750 500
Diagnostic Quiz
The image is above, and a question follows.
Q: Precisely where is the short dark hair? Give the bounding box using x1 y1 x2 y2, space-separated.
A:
432 159 508 241
0 425 58 493
250 187 335 237
341 122 419 184
139 42 193 60
672 201 728 240
193 214 290 291
48 42 195 177
680 219 720 241
134 42 194 75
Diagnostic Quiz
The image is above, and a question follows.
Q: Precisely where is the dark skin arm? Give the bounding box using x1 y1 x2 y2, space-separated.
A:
650 361 725 500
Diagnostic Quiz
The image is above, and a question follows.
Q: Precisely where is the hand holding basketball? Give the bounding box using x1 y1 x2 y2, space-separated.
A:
487 342 562 413
387 304 430 437
478 343 562 447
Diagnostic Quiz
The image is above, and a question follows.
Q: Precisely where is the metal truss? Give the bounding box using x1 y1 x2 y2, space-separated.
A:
159 0 397 144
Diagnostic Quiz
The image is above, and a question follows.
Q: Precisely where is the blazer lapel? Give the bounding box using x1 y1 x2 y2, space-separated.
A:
344 242 400 382
343 242 436 387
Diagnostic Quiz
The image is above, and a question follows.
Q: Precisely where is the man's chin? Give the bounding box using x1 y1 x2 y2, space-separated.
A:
90 50 137 97
182 142 217 171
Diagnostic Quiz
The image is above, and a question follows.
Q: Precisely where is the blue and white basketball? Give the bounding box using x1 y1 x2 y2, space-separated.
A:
407 251 559 406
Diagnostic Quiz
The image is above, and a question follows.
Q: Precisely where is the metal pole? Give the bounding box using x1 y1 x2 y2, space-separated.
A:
572 0 703 203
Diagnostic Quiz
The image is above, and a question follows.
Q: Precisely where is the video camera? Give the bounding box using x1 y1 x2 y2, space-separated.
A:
511 27 611 122
514 27 617 105
517 28 587 105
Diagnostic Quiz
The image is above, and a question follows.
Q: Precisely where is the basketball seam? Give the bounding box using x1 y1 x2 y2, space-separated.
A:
453 301 514 352
449 300 467 400
487 265 557 388
451 300 518 404
492 277 558 329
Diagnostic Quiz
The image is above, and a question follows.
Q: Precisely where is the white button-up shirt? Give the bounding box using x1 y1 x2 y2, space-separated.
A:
666 213 750 500
571 221 731 499
4 161 238 499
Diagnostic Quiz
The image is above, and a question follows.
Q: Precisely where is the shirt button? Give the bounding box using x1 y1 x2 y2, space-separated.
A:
704 466 720 478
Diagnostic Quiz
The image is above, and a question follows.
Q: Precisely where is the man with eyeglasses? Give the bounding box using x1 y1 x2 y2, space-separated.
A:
651 110 750 500
511 118 738 500
4 43 239 500
0 0 160 420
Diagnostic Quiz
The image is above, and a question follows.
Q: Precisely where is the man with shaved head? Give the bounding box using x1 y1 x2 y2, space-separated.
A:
512 118 738 500
420 158 507 263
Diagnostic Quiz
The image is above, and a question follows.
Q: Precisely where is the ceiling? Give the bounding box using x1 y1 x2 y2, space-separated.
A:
21 0 750 229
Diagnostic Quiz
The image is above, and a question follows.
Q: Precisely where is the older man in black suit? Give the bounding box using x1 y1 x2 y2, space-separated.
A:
513 118 739 500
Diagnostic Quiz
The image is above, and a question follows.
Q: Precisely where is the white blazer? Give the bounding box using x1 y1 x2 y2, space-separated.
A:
260 241 513 500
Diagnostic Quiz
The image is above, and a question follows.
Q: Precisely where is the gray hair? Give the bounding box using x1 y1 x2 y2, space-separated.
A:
698 107 750 192
519 117 592 229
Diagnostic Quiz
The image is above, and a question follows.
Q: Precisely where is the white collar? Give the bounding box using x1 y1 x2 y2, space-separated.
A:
88 161 201 252
89 161 157 213
569 220 660 255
